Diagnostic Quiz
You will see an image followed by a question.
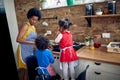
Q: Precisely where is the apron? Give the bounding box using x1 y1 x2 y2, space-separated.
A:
59 46 78 70
36 64 56 76
16 22 37 69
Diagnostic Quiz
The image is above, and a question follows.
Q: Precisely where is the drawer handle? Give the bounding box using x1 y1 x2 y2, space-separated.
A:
94 71 101 75
54 56 59 59
94 62 101 65
57 56 59 59
54 56 56 59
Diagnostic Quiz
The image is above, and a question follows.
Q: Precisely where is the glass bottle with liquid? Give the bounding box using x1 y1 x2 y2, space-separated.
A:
89 37 95 50
94 35 101 48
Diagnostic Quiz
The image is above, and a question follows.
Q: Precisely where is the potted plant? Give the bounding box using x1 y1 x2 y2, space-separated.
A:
39 0 48 9
40 0 47 3
67 0 74 6
84 35 91 46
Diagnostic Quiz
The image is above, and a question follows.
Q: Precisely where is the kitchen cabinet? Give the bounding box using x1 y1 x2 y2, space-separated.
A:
52 54 63 79
78 59 120 80
52 46 120 79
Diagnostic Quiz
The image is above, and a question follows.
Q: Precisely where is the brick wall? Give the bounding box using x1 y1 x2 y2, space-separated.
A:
15 0 120 44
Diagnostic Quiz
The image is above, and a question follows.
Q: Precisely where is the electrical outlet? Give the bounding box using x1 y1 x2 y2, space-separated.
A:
102 33 110 38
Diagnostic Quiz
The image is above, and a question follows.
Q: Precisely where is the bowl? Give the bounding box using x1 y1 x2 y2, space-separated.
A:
95 11 103 15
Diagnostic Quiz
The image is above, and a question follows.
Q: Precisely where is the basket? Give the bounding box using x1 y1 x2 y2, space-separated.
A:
107 42 120 53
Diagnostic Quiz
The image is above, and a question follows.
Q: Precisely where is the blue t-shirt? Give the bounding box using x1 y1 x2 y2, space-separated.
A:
35 48 54 75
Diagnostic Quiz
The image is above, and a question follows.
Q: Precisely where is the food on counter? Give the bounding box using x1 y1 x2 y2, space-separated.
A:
51 43 58 46
89 46 95 50
52 41 85 52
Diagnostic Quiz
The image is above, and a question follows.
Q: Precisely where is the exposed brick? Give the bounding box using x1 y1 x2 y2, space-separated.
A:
15 0 120 44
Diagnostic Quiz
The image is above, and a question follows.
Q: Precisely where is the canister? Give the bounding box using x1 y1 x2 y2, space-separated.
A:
67 0 74 6
85 3 94 15
108 1 116 14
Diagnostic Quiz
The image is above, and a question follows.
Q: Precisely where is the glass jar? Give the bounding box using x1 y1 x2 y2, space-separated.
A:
89 37 95 50
89 37 94 47
94 35 101 48
108 0 116 14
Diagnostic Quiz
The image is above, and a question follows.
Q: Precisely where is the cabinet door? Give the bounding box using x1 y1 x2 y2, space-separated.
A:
86 67 120 80
52 54 63 79
80 59 120 75
91 61 120 75
78 59 90 73
79 59 120 80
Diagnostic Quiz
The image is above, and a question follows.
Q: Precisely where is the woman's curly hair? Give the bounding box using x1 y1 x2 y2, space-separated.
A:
35 35 49 50
27 7 42 20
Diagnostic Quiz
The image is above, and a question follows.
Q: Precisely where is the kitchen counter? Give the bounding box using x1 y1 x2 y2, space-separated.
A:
52 46 120 79
77 46 120 65
52 46 120 65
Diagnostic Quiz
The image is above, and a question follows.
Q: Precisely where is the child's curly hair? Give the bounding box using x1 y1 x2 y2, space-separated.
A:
35 35 49 50
58 18 72 29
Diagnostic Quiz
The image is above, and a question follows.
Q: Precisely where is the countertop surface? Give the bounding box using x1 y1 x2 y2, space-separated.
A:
77 46 120 65
52 46 120 65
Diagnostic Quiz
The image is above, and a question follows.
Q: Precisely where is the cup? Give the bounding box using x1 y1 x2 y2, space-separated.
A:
46 30 52 35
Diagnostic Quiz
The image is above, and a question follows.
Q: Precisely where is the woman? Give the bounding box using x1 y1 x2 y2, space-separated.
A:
16 7 42 80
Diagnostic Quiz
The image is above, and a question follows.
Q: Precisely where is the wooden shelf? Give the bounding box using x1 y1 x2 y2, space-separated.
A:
80 14 120 18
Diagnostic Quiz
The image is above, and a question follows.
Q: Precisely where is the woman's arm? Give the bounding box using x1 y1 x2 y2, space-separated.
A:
16 24 35 44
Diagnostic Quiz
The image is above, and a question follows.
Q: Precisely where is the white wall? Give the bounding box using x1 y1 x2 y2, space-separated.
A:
3 0 19 66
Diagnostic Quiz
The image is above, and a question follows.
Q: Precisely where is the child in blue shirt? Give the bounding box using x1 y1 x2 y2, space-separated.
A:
35 35 60 80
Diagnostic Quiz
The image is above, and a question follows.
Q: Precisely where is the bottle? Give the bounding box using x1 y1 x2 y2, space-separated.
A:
89 37 95 50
